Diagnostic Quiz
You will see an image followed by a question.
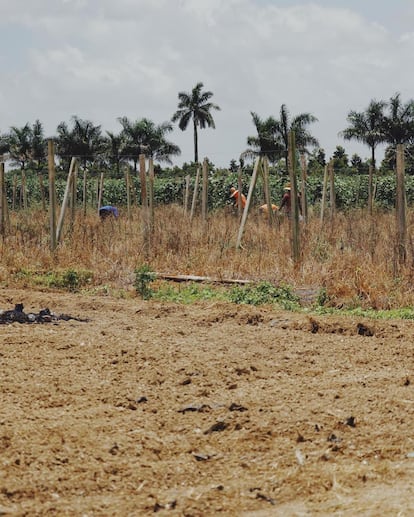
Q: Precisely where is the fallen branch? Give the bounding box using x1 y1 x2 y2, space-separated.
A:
155 273 251 285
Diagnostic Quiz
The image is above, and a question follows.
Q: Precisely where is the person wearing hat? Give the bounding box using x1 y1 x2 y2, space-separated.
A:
279 184 301 218
229 186 247 209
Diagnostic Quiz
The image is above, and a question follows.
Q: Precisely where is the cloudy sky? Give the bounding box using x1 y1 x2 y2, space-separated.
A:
1 0 414 167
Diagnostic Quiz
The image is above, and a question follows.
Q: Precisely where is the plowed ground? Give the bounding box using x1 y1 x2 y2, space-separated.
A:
1 288 414 516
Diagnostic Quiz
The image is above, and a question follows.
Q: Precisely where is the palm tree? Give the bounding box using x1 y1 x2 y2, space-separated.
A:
56 116 104 171
118 117 180 171
275 104 319 175
8 124 33 171
340 99 386 213
103 131 126 177
171 82 220 164
245 112 284 164
382 93 414 147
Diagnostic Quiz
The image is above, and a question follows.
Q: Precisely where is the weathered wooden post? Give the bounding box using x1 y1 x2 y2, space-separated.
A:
124 166 131 221
148 157 155 232
396 143 407 264
139 153 150 256
262 156 274 226
329 159 336 221
12 174 16 211
368 163 374 216
56 157 77 243
48 139 57 251
190 164 200 221
0 158 5 236
97 172 104 212
300 153 308 222
82 167 87 217
70 159 78 230
184 174 190 214
237 166 243 218
320 163 329 226
201 157 208 222
236 156 260 249
22 171 27 210
288 131 300 266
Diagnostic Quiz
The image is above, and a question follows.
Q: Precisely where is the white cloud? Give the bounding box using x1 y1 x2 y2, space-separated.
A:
0 0 413 165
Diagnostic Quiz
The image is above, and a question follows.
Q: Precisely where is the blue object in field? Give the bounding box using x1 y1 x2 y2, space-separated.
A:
99 205 119 218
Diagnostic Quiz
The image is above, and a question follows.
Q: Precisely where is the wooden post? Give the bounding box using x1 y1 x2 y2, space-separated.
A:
82 168 87 217
39 172 46 211
0 160 4 236
368 163 373 216
236 156 261 249
70 160 78 230
320 163 329 226
139 153 150 257
201 157 208 222
56 157 77 243
329 159 336 221
97 172 104 212
184 174 190 214
22 171 27 210
300 153 308 222
48 139 57 251
288 131 300 265
190 165 200 221
396 143 407 264
148 157 155 231
262 156 273 226
237 166 243 218
11 174 16 211
125 167 131 221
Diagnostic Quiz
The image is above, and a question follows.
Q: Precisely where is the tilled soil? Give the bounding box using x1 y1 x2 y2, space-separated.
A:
1 288 414 516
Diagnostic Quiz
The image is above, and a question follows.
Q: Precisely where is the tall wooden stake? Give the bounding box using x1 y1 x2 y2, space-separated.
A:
97 173 104 212
190 165 200 221
201 157 208 222
288 131 300 266
148 157 155 232
329 159 336 221
184 174 190 214
48 139 57 251
236 156 260 249
0 160 5 236
396 143 407 264
320 163 328 226
262 156 273 226
300 153 308 222
56 157 77 243
125 167 131 221
237 166 243 218
139 153 150 257
82 168 87 217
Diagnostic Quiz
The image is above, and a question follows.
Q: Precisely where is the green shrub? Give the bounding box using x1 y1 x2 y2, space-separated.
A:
134 264 156 299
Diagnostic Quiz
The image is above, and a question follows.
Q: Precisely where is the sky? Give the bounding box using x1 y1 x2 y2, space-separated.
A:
1 0 414 168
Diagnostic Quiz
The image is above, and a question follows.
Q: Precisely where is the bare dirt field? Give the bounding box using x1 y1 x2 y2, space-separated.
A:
1 288 414 516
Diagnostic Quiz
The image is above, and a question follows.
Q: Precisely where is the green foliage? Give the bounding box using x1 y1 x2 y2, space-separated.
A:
229 281 301 310
14 268 93 291
134 264 156 299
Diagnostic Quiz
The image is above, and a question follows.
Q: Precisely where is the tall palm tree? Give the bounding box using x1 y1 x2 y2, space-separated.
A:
340 99 386 213
8 123 33 171
275 104 319 175
341 100 386 170
56 116 104 171
171 82 220 164
103 131 126 177
245 112 284 164
118 117 181 171
382 92 414 146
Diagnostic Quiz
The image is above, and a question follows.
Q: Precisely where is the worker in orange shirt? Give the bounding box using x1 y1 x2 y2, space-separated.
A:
230 186 247 209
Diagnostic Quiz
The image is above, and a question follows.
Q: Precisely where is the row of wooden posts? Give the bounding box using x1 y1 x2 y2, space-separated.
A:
0 137 409 266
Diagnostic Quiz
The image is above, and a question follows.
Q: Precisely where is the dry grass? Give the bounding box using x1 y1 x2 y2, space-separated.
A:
2 204 414 309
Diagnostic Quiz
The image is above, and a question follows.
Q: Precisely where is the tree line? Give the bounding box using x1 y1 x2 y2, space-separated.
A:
1 83 414 178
